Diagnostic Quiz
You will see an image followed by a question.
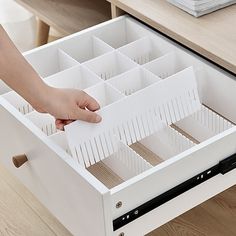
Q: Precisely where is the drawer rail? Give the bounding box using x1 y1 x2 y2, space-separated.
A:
113 152 236 231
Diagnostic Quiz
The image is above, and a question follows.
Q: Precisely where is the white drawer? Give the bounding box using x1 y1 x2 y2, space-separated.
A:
0 16 235 236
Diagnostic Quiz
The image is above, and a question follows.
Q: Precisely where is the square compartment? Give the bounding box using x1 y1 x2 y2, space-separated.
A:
24 48 79 78
58 36 114 63
118 37 172 65
144 51 194 79
84 83 125 108
44 65 102 90
95 17 150 48
108 67 160 96
84 51 137 80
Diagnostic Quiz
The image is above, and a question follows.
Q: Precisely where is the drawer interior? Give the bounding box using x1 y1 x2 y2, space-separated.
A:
1 16 235 190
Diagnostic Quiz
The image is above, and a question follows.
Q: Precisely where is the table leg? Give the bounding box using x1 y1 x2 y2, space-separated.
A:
36 19 50 46
111 3 125 18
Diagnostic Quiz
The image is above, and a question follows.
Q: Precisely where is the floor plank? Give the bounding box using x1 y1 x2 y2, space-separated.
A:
0 173 55 236
148 186 236 236
15 0 111 35
0 164 71 236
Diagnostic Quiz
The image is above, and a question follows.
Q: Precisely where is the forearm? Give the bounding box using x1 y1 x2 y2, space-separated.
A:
0 26 101 126
0 26 48 108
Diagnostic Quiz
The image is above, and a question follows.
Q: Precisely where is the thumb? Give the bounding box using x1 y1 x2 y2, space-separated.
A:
73 108 102 123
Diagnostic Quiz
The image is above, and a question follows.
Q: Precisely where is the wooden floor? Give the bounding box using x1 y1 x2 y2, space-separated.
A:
0 162 235 236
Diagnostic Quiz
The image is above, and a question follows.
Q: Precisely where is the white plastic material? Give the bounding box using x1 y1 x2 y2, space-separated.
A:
50 130 152 178
175 105 235 142
65 67 201 167
2 91 33 115
84 51 137 80
44 65 102 89
102 141 153 180
108 67 160 96
143 51 193 79
0 0 36 52
118 37 172 65
58 36 114 63
24 48 79 78
49 132 72 156
25 111 57 136
140 126 196 161
94 17 151 48
84 83 125 108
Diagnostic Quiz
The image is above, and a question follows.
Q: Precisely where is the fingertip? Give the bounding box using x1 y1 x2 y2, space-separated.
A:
95 114 102 123
75 109 102 123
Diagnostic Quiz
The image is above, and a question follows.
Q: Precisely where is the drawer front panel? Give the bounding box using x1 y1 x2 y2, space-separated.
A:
113 169 236 236
111 127 236 222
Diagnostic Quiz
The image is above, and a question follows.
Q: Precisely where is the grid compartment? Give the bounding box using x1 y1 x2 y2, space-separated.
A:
108 67 160 96
102 141 152 181
84 51 137 80
132 126 196 162
84 83 125 108
58 36 114 63
95 17 150 49
175 105 235 143
2 91 33 115
44 65 102 90
144 51 193 79
24 48 79 78
118 37 172 65
25 111 57 136
49 131 152 187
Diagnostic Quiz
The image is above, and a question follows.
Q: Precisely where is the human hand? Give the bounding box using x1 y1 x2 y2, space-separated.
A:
34 86 102 130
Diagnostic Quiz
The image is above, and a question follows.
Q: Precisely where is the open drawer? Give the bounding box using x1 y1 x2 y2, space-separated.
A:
0 16 235 236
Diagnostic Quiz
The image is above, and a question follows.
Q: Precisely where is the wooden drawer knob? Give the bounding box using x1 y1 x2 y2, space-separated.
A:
12 154 28 168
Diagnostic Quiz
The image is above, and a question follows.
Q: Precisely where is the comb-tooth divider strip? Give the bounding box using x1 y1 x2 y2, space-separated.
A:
65 67 201 166
41 122 57 136
70 92 199 165
192 105 234 134
133 53 150 65
167 127 196 154
114 142 153 175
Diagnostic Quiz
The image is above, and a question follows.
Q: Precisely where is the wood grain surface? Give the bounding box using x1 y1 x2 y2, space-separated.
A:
15 0 111 35
148 186 236 236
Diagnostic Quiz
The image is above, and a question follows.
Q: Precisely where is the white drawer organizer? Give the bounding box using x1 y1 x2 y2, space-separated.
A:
0 16 235 236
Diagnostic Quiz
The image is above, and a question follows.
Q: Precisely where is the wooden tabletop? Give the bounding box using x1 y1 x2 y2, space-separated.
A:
15 0 111 35
108 0 236 74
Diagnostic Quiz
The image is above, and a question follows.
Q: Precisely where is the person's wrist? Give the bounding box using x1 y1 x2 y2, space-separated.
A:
31 82 53 113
